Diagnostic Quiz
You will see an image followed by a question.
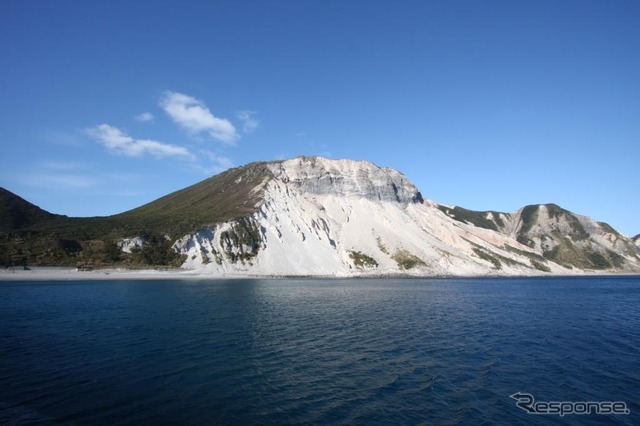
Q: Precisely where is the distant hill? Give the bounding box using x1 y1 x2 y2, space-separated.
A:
2 157 639 275
508 203 632 270
0 187 60 232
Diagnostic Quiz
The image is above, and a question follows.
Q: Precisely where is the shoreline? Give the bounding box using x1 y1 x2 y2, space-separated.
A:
1 266 638 282
0 266 205 281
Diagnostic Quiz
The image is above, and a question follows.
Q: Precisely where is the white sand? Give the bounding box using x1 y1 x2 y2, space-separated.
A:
0 266 207 281
1 266 632 282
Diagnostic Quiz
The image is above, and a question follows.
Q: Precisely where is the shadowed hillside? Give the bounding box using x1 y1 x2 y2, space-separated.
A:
0 162 273 267
0 187 61 232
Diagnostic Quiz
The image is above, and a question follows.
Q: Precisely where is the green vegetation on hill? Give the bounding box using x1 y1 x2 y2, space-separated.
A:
517 204 589 247
219 217 263 263
0 162 273 267
1 162 635 273
0 187 60 232
349 251 378 269
542 237 625 270
545 204 589 240
472 247 502 270
392 249 426 270
516 205 539 248
597 221 618 235
437 205 506 232
464 239 530 271
514 204 629 270
503 244 546 262
116 162 273 236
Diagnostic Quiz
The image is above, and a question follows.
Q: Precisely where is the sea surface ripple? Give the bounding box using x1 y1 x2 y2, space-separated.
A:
0 276 638 425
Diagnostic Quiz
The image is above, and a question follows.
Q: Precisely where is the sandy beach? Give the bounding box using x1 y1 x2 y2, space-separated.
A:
3 266 629 282
0 266 208 281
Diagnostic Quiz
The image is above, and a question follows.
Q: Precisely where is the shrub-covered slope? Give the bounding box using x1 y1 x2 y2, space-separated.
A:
0 162 273 267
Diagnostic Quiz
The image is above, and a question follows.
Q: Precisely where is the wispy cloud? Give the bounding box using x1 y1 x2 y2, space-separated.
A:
86 124 194 159
160 91 239 144
39 160 89 171
237 110 259 133
21 173 99 189
196 150 235 175
4 160 97 190
135 112 155 122
42 129 85 147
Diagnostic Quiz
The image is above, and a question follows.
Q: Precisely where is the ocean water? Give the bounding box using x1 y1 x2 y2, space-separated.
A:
0 276 638 425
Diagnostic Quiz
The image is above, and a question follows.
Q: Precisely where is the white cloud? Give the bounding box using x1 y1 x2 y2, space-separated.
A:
135 112 155 122
160 91 239 144
237 110 259 133
86 124 194 159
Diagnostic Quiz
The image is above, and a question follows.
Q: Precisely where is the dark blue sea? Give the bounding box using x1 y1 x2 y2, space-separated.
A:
0 276 638 425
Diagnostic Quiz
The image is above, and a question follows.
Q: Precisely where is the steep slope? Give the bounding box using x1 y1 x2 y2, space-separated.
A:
113 161 273 236
0 188 85 266
2 157 639 275
0 162 274 267
633 234 640 249
436 201 640 272
173 157 639 276
436 204 510 233
0 187 60 232
508 204 638 270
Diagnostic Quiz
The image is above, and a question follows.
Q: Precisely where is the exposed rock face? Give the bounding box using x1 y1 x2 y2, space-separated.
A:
4 155 637 275
171 157 640 276
269 157 424 203
118 237 146 254
508 204 636 270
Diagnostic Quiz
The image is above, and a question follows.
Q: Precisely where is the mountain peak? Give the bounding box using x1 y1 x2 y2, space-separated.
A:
268 156 424 203
2 157 638 275
116 160 274 231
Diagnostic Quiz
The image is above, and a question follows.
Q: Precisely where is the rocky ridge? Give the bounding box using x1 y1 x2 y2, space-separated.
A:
2 156 638 275
170 157 640 276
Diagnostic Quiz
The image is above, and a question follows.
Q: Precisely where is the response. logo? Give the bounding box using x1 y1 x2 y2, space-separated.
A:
510 392 630 417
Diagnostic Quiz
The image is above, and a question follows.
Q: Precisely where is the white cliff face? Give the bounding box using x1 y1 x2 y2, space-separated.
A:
169 157 640 276
118 237 146 253
270 157 424 203
174 157 623 276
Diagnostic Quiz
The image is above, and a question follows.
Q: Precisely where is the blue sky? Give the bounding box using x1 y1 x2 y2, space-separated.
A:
1 0 638 236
